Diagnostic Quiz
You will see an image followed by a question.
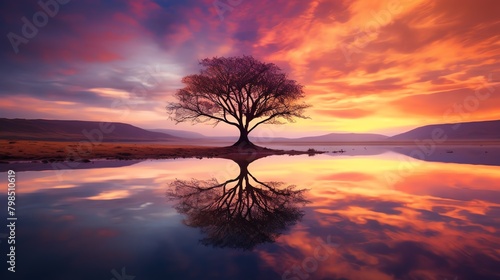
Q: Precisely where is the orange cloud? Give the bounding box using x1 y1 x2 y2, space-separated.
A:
315 108 372 119
2 0 499 136
244 0 500 134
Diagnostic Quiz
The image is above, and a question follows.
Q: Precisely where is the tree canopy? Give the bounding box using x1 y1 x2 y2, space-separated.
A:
166 56 310 147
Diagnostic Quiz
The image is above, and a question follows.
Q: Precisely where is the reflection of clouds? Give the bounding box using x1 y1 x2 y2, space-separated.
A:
15 158 232 194
167 157 309 250
317 171 376 182
393 169 500 204
253 156 500 279
127 202 154 211
88 190 131 200
265 196 500 278
1 155 499 279
1 158 285 279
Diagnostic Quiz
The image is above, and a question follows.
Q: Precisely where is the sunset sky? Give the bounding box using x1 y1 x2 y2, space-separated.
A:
1 0 499 137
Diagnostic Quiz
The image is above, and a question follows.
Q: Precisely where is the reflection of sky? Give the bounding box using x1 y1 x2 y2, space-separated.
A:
1 154 499 279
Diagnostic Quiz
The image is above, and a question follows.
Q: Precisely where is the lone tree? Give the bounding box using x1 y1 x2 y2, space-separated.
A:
166 56 310 147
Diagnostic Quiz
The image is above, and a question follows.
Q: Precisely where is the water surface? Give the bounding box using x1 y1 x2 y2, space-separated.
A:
1 150 499 280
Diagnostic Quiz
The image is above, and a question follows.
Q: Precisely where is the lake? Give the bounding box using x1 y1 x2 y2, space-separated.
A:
1 148 499 279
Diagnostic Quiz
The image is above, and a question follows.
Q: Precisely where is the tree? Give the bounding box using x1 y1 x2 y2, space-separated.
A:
166 156 309 250
166 56 310 147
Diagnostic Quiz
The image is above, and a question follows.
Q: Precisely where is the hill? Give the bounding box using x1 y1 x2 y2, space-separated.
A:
390 120 500 141
202 133 388 144
0 118 179 142
149 129 206 139
3 118 498 144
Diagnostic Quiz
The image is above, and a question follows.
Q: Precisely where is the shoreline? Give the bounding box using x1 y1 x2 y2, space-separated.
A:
2 139 500 164
0 140 326 164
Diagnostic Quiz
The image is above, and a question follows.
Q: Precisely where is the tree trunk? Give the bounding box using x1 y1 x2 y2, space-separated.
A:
232 127 255 148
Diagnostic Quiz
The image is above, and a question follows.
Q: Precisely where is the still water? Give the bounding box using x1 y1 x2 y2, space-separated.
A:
1 148 499 280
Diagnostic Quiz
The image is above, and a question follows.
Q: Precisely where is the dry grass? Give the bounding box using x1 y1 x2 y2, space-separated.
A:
0 140 320 162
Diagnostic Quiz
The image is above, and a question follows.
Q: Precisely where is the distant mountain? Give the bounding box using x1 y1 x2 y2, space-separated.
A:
390 120 500 141
0 118 180 142
291 133 388 142
149 129 206 139
4 118 497 144
192 133 389 143
248 133 387 143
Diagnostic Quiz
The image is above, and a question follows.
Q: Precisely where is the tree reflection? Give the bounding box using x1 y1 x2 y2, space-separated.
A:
167 156 309 250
